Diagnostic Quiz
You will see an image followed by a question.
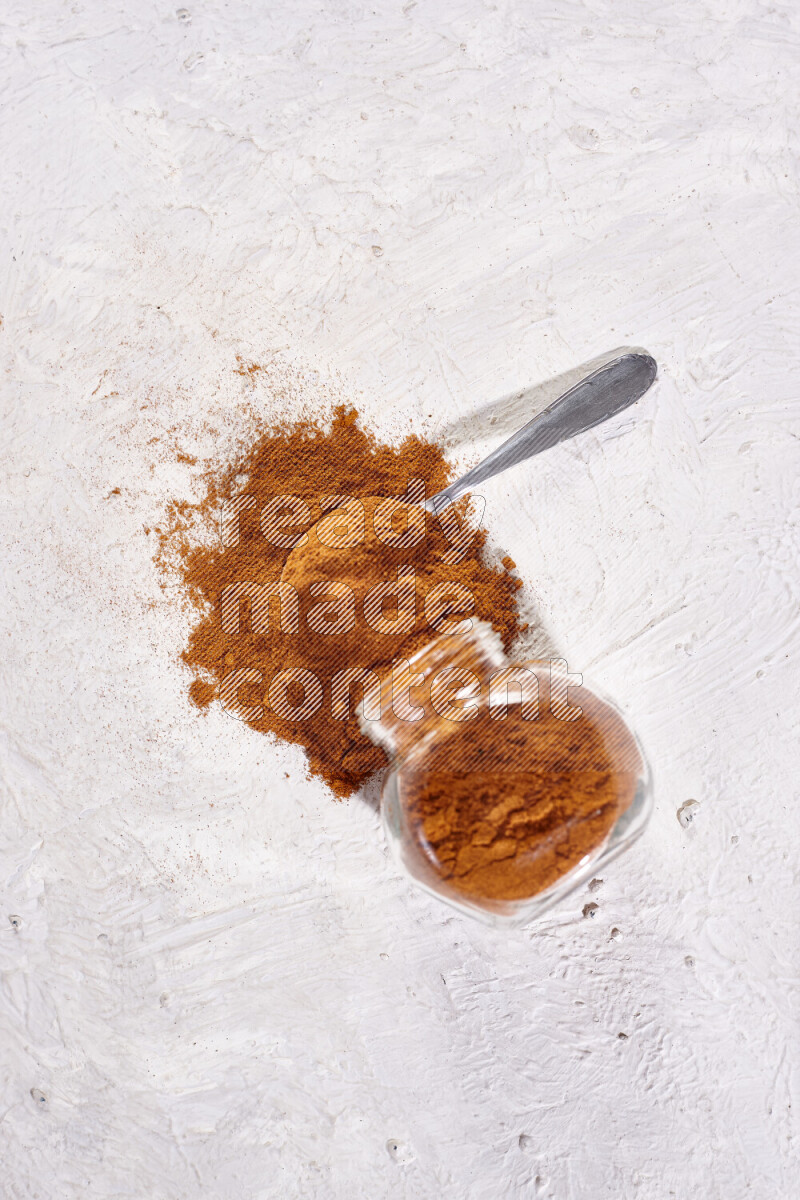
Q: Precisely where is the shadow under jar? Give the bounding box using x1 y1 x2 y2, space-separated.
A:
360 621 652 927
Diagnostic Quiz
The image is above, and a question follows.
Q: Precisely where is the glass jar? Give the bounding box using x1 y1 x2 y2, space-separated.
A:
359 621 652 927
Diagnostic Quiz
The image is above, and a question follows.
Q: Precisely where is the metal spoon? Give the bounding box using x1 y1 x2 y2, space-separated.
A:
425 351 657 512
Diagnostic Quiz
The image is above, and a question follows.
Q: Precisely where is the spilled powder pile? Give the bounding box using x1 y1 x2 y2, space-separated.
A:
163 407 522 797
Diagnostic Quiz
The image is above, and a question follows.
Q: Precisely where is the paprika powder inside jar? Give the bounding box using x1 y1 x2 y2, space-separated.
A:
360 621 652 926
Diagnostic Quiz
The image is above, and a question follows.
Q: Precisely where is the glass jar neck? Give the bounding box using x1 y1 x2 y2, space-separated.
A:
359 619 507 761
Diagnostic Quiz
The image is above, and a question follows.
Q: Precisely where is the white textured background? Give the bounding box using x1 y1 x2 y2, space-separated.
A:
1 2 798 1197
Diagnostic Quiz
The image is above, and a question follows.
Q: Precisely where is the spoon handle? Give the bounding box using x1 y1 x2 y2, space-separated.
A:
426 351 657 512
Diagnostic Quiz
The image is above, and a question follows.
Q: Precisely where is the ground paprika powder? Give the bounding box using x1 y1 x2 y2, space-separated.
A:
160 405 521 796
161 402 646 912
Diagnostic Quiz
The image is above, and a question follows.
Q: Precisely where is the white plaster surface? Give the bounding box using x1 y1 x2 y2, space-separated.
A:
1 2 798 1197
